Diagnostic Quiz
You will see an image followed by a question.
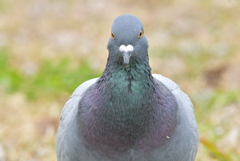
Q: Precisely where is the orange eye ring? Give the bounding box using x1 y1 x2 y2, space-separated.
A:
111 32 115 39
138 31 143 38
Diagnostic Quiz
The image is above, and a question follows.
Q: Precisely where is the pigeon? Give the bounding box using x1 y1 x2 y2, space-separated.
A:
56 14 199 161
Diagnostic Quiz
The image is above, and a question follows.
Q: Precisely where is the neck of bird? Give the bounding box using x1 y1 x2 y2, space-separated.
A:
91 58 157 128
100 57 155 101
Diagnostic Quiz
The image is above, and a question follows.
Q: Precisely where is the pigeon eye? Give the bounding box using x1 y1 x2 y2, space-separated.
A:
138 31 143 38
111 32 115 39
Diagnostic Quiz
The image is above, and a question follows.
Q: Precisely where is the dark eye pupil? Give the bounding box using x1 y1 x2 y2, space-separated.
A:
111 33 115 38
138 31 143 38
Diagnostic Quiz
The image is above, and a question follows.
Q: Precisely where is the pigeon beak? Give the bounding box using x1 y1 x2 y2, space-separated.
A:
119 45 134 67
122 51 131 66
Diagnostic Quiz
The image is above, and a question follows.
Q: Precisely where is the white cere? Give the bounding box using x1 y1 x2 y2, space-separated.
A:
119 45 134 52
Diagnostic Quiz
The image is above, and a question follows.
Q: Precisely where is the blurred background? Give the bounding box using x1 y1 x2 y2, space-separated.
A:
0 0 239 160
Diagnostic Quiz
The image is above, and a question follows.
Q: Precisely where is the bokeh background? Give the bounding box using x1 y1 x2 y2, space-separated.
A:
0 0 239 160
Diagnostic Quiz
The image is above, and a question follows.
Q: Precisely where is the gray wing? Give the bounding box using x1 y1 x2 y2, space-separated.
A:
152 74 199 161
56 78 99 161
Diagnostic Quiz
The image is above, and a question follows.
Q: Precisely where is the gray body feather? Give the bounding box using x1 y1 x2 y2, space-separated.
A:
56 74 199 161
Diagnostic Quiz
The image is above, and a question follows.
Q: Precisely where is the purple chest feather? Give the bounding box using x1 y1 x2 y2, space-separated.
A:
78 79 178 155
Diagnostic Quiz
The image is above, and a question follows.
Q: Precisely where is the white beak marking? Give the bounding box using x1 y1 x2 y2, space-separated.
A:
119 45 134 52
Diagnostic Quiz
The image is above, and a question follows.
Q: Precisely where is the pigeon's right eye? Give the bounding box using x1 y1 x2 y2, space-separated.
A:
111 32 115 39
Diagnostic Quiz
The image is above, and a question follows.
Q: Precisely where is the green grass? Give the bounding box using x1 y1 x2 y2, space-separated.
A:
0 48 23 92
0 48 100 100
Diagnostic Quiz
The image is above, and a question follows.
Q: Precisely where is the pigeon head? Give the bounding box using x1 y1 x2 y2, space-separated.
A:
107 14 149 66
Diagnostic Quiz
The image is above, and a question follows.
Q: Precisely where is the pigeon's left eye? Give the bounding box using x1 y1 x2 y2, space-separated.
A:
111 32 115 39
138 31 143 38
